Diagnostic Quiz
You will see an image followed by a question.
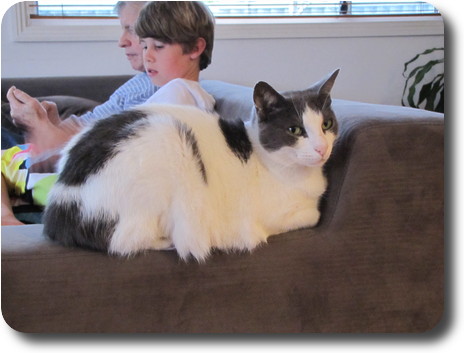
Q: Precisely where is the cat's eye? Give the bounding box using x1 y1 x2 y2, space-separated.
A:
288 126 305 136
322 119 333 131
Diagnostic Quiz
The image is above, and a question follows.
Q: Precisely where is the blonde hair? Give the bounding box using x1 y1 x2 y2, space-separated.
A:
114 1 147 15
135 1 215 70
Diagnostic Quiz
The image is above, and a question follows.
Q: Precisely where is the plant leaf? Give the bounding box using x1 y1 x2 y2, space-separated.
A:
402 47 444 78
436 89 444 113
425 81 444 111
402 65 424 106
419 81 433 105
419 74 444 105
401 48 444 112
405 59 444 108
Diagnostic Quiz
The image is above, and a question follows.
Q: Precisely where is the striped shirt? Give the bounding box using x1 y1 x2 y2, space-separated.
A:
69 72 157 127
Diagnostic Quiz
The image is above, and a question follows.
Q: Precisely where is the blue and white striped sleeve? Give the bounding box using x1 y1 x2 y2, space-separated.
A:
68 73 157 127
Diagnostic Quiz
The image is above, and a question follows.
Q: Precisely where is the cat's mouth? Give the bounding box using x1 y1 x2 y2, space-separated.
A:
297 155 327 167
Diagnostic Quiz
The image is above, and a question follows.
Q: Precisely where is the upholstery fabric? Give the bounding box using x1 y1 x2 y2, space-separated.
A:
1 76 131 103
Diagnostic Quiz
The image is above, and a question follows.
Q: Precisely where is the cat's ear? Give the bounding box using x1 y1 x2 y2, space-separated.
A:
253 81 286 115
317 69 340 96
313 69 340 109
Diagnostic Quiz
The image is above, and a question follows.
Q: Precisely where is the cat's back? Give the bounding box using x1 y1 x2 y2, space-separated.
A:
141 103 255 175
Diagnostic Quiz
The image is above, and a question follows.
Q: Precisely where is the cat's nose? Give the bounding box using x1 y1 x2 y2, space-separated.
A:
315 143 328 158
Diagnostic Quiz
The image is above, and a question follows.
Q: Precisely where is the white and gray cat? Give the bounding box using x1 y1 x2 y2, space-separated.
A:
43 69 339 261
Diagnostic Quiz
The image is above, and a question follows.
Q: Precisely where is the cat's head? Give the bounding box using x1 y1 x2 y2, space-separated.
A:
252 69 339 168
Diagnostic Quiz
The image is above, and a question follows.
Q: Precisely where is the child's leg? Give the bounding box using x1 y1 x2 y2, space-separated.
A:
2 145 33 225
1 175 24 225
2 144 58 225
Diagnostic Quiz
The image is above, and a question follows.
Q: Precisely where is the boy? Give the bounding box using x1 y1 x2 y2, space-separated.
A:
136 1 216 111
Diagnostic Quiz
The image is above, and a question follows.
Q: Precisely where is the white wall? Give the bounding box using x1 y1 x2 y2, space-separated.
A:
1 3 444 106
207 34 444 106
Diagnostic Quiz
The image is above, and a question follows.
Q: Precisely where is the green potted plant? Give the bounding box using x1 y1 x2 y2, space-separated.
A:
401 47 444 113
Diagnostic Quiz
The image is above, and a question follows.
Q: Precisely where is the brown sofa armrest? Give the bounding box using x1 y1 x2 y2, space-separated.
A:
1 81 444 333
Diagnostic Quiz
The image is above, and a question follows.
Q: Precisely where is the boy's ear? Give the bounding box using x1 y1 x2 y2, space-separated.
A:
189 37 207 60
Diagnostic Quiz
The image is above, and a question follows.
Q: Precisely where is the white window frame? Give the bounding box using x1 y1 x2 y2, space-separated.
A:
12 1 443 42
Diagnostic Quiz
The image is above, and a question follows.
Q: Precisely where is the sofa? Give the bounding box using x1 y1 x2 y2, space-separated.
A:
1 75 444 333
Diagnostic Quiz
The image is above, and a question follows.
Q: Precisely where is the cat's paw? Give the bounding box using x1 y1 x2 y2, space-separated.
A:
150 236 174 250
175 240 211 262
283 207 320 232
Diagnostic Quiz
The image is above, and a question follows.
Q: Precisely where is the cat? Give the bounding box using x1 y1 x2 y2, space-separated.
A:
43 69 339 261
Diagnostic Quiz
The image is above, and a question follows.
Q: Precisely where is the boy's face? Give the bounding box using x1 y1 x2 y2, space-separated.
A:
141 38 201 86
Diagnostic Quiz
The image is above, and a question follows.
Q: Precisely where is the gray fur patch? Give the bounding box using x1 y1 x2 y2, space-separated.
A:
59 110 149 186
43 200 118 252
174 120 208 183
218 118 252 163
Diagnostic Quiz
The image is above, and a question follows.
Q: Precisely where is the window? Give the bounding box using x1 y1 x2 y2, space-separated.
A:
13 1 442 42
205 1 439 17
31 0 117 18
31 1 439 19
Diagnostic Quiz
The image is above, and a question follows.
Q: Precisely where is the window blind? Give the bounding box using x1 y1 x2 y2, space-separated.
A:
31 1 439 19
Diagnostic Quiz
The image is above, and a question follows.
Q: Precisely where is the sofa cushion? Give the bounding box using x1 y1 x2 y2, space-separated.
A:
201 80 254 122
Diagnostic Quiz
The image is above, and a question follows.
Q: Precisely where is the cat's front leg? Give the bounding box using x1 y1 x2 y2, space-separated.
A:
169 208 212 262
283 205 321 232
240 222 270 250
109 216 173 256
150 235 175 250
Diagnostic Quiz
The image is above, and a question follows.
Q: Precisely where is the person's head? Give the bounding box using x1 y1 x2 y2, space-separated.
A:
116 1 147 72
135 1 215 86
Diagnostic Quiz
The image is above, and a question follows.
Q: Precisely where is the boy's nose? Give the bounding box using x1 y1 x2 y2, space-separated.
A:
144 53 153 63
144 48 155 62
